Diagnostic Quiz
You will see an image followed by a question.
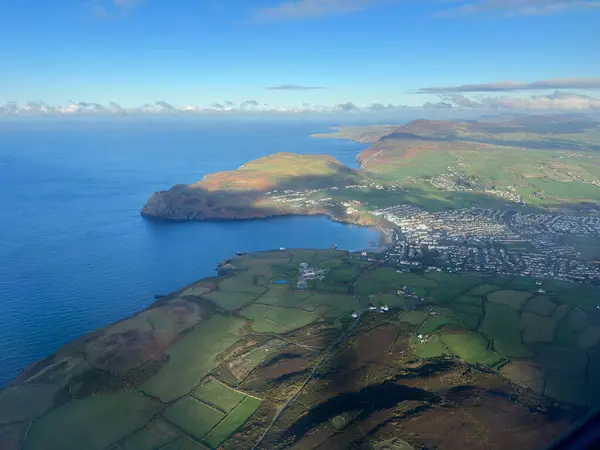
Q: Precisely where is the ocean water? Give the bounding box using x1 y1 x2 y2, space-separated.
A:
0 118 380 386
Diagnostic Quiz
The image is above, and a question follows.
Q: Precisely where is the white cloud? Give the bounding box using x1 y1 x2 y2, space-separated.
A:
483 91 600 110
437 91 600 110
423 101 453 109
251 0 390 22
418 77 600 93
435 0 600 18
2 92 599 116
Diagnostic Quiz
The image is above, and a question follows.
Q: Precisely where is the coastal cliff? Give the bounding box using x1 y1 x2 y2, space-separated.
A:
141 152 367 221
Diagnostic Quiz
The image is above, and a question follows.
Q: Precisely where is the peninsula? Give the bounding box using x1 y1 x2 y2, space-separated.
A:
143 115 600 226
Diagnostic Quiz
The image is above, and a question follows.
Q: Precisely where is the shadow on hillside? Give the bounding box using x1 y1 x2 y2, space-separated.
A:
141 166 598 223
141 172 358 221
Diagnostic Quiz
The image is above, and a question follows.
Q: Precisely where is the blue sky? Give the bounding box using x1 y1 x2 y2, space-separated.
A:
1 0 599 113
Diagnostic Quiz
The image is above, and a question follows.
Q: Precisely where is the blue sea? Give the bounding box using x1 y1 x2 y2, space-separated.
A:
0 117 382 386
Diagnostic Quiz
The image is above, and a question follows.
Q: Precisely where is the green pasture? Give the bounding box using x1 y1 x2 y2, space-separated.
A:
479 303 534 358
255 290 314 308
370 293 420 308
413 335 450 359
0 383 59 424
265 307 318 331
121 418 181 450
202 291 256 311
418 315 461 335
219 273 268 295
141 315 246 402
203 397 262 449
297 292 359 315
440 332 502 367
239 304 287 333
487 290 532 309
161 436 208 450
521 312 557 344
162 396 224 441
399 310 428 325
22 392 161 450
467 283 499 296
523 295 557 316
424 272 484 303
326 265 362 284
355 267 437 298
193 380 245 414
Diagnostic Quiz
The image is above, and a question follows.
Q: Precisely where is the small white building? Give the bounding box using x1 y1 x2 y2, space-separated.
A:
351 312 359 318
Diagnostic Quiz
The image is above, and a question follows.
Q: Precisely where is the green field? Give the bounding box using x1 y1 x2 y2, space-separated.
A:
0 383 61 424
523 295 557 316
161 436 208 450
297 292 360 315
162 396 225 441
141 315 247 402
121 418 181 450
487 290 532 309
413 335 450 359
521 312 558 344
22 392 161 450
326 265 362 284
203 397 262 449
264 306 319 330
202 291 257 311
479 303 535 358
425 272 484 303
219 273 268 295
467 283 499 296
193 380 245 414
440 332 503 366
239 304 288 333
255 290 314 308
418 315 461 335
399 310 428 325
370 293 419 308
355 267 437 298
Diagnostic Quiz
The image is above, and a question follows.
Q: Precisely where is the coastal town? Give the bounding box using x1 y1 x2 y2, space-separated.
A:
263 183 600 284
373 205 600 283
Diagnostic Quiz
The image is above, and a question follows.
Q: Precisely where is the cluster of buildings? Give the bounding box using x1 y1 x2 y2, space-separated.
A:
264 183 400 214
368 305 390 313
374 205 600 283
426 164 524 203
297 263 327 289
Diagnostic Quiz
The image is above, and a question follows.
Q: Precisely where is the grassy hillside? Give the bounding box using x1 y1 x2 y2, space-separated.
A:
196 152 364 191
354 116 600 208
